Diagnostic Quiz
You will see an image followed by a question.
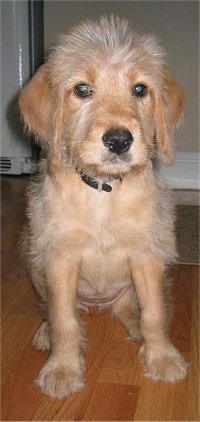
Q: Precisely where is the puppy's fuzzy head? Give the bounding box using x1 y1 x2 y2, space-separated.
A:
19 16 185 177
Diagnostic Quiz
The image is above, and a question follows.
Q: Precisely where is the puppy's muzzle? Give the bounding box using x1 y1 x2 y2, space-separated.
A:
102 129 133 155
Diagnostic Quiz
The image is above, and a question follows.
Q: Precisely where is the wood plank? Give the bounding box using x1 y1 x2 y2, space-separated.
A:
2 312 41 382
1 266 30 319
1 217 25 280
170 265 194 352
2 346 47 421
97 321 143 386
187 277 199 421
133 375 190 421
83 382 140 421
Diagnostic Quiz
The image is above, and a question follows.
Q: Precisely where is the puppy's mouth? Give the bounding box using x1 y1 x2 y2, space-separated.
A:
97 150 133 176
104 150 131 164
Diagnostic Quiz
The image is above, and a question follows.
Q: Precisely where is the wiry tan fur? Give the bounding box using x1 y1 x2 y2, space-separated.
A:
19 16 188 399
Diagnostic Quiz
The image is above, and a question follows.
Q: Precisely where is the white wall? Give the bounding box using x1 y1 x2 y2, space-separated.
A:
44 0 199 157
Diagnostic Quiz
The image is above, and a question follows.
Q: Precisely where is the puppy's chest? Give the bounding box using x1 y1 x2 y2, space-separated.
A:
51 190 152 250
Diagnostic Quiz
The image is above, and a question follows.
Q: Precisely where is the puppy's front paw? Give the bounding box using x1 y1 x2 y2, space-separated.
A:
139 343 189 383
35 360 84 399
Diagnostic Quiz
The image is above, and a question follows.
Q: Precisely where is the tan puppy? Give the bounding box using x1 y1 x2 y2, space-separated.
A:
19 16 188 399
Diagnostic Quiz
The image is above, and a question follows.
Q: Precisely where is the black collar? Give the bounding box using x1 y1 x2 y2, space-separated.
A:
77 169 124 192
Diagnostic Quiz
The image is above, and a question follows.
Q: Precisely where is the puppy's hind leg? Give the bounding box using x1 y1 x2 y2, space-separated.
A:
32 321 50 352
112 286 143 343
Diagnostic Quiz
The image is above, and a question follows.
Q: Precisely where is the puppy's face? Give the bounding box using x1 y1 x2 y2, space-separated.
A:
19 16 185 177
62 63 155 177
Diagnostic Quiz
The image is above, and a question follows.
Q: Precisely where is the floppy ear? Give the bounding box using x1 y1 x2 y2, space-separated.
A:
155 71 185 166
19 64 53 146
19 64 64 167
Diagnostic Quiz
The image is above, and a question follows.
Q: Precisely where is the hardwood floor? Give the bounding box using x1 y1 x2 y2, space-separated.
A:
1 176 199 421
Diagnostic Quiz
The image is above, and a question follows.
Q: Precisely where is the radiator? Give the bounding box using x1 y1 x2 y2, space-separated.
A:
1 1 35 175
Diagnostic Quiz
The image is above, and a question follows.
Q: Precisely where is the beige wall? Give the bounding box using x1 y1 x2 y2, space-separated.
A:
44 1 199 154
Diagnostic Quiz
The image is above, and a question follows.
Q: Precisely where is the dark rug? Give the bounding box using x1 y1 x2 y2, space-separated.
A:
176 205 199 264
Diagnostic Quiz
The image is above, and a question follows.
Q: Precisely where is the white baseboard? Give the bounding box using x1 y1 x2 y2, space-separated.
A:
173 189 200 205
161 152 200 190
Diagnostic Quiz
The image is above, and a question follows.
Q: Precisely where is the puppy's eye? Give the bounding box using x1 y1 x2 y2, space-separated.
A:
133 84 147 98
74 84 93 98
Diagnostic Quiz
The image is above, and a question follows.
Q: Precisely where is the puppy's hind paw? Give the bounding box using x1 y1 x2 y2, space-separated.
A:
127 326 143 343
32 321 50 352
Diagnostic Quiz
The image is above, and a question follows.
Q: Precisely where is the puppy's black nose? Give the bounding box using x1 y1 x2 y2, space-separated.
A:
102 129 133 155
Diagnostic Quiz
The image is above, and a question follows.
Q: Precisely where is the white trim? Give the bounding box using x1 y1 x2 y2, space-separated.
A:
173 190 200 206
161 152 200 190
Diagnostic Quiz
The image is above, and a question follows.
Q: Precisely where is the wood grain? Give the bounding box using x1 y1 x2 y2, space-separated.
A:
1 176 199 421
83 382 140 421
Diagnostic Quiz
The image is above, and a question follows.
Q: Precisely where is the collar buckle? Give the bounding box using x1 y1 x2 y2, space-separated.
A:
97 181 103 192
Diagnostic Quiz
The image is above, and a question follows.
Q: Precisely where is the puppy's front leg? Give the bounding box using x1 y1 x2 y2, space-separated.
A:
131 255 188 383
35 251 84 399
